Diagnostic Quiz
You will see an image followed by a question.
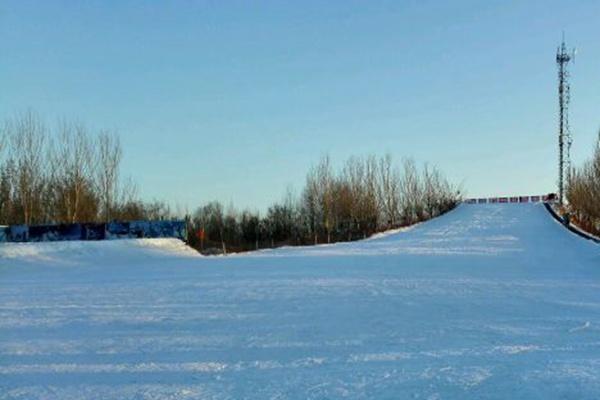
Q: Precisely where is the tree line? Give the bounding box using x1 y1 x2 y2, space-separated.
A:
567 133 600 235
0 111 461 250
0 111 171 226
188 154 461 254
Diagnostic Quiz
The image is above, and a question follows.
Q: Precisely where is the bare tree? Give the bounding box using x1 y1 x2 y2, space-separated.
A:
399 158 423 224
377 154 400 229
302 167 321 244
50 120 95 223
316 155 335 243
194 201 226 254
362 155 379 235
343 156 365 237
567 132 600 234
0 123 6 157
96 132 122 222
7 110 47 225
0 126 13 224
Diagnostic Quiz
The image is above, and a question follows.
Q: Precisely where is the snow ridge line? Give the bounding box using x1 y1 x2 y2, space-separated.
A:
543 203 600 244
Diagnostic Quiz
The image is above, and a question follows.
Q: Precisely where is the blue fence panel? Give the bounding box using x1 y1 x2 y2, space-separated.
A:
0 220 186 243
129 221 150 238
148 220 186 239
29 224 82 242
81 223 106 240
9 225 28 242
106 222 130 239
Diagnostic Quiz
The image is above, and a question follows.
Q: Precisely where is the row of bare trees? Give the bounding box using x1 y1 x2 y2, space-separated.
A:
0 111 460 246
302 155 459 244
0 111 171 226
188 154 461 254
567 134 600 235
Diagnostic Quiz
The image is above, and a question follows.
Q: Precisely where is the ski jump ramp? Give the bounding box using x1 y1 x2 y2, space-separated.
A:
1 203 599 399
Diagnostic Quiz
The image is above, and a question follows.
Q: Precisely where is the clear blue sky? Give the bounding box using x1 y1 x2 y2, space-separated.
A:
1 1 599 212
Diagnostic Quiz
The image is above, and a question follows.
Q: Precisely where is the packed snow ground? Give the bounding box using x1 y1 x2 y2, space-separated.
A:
1 203 599 399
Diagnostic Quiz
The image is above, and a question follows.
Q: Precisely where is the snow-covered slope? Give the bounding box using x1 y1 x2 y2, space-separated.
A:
249 202 598 258
0 238 200 266
1 204 599 399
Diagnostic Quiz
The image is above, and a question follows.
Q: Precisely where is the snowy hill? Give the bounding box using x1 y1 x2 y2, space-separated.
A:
249 202 597 259
0 238 200 267
1 203 599 399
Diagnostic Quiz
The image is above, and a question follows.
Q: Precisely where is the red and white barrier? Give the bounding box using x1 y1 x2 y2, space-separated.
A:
464 194 555 205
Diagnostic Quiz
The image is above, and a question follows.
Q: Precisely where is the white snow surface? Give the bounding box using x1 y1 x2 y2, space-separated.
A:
1 203 600 399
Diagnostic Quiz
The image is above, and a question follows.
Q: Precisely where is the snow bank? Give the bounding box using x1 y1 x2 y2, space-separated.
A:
0 238 200 266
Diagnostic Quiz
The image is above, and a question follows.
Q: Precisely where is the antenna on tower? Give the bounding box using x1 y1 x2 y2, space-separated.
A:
556 35 574 204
